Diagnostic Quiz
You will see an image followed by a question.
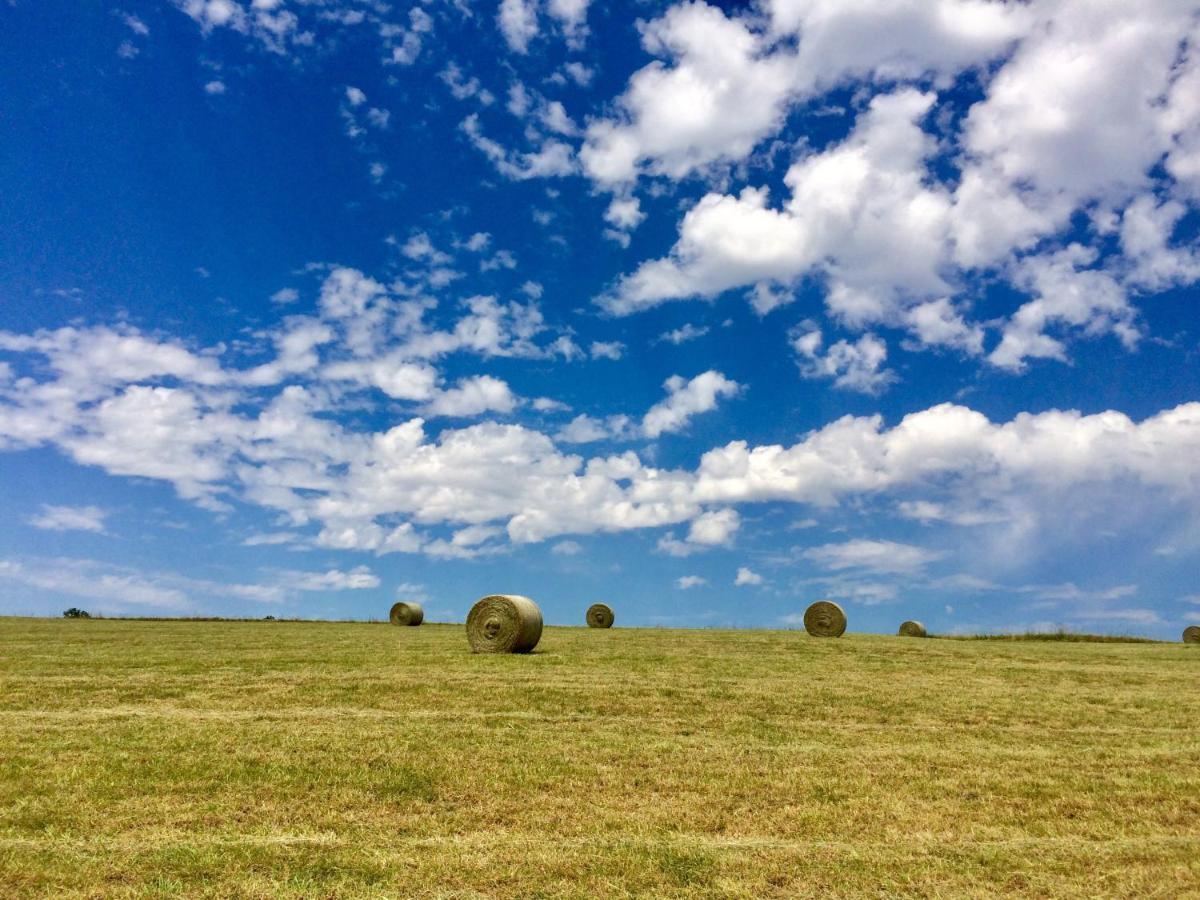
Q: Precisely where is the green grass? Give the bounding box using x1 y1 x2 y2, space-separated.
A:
943 630 1163 643
0 618 1197 898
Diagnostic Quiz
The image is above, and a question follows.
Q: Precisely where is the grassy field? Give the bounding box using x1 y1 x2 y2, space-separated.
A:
0 618 1197 898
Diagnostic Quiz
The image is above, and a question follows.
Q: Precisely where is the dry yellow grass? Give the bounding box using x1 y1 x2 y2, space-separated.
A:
0 618 1198 898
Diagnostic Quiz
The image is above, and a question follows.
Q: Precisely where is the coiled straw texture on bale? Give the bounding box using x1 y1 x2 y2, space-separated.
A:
466 595 543 653
1184 625 1200 644
389 601 424 626
586 603 615 628
804 600 847 638
898 620 927 638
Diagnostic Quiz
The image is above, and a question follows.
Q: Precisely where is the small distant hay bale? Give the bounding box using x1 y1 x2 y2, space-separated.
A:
803 600 847 638
466 595 543 653
1184 625 1200 644
389 601 424 626
586 603 615 629
898 620 927 638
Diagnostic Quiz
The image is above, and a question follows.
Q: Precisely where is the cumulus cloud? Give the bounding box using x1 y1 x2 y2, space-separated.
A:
791 329 894 394
642 370 740 438
589 1 1200 376
676 575 708 589
423 375 517 418
601 90 952 323
498 0 538 53
734 566 763 586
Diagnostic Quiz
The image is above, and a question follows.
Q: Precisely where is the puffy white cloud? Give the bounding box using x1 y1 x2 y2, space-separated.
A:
734 566 763 586
28 505 108 534
498 0 539 53
691 402 1200 513
989 245 1138 372
604 197 645 231
687 508 739 545
642 370 740 438
903 299 984 355
590 0 1200 376
581 0 1027 187
556 414 634 444
676 575 708 589
204 80 227 95
961 0 1190 207
581 2 799 185
792 329 893 394
602 90 951 321
1118 195 1200 291
770 0 1030 88
423 375 517 418
547 0 590 44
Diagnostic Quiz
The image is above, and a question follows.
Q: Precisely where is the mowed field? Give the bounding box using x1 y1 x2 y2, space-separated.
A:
1 619 1198 898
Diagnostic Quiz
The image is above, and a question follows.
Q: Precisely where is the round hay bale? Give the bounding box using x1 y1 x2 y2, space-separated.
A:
803 600 847 638
898 620 927 638
389 601 424 626
466 594 543 653
1184 625 1200 644
586 603 614 629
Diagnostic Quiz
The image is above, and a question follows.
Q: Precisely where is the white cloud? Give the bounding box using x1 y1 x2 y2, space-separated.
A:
121 12 150 35
601 90 951 321
345 86 366 107
423 375 517 418
28 505 108 534
0 557 190 610
547 0 590 45
461 114 576 180
604 197 645 231
441 63 491 103
589 341 624 361
270 287 300 305
676 575 708 589
687 508 739 545
580 2 799 185
802 539 944 575
551 539 582 555
734 566 763 586
658 323 709 345
204 80 227 95
498 0 538 54
285 566 380 591
555 413 634 444
642 370 740 438
242 531 301 546
792 330 893 394
989 245 1138 372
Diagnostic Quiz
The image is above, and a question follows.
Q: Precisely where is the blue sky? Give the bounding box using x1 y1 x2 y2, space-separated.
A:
2 0 1200 635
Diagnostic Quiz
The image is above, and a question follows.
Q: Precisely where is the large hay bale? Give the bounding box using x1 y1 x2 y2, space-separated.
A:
586 603 614 629
466 594 543 653
803 600 847 638
389 601 424 626
1184 625 1200 644
898 620 927 638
